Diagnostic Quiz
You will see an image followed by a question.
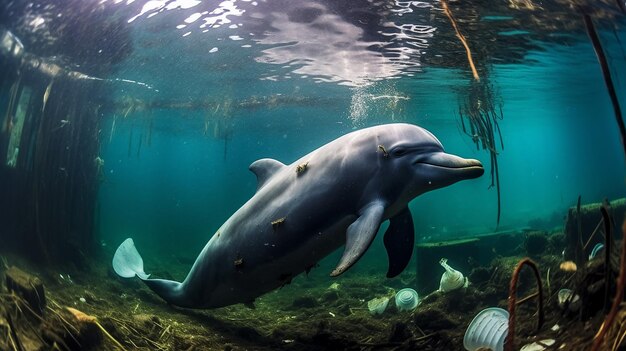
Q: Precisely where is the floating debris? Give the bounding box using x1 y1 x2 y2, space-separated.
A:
520 339 555 351
559 261 577 272
65 307 127 350
589 243 605 260
394 288 419 312
367 296 390 315
328 282 340 291
438 258 468 292
558 289 581 312
463 307 509 351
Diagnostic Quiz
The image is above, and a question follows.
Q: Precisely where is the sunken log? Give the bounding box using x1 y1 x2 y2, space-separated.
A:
5 266 46 315
563 198 626 264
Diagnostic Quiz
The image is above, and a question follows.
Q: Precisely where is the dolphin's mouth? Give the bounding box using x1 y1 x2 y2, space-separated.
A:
419 163 485 178
414 153 484 179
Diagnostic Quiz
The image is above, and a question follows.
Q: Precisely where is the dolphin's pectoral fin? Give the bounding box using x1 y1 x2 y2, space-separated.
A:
249 158 286 191
383 207 415 278
330 203 385 277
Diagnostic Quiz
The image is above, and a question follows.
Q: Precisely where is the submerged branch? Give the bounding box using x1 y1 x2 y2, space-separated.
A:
440 0 480 81
458 80 504 226
582 12 626 164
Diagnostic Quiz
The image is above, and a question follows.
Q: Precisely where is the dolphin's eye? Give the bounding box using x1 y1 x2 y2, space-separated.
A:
391 147 409 157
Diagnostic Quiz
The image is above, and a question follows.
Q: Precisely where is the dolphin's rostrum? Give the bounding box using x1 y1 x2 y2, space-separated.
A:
112 123 484 308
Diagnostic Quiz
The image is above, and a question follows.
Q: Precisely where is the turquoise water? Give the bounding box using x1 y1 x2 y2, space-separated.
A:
93 1 626 276
2 0 624 275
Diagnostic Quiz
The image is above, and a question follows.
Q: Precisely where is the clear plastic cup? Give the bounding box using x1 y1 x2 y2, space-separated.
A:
463 307 509 351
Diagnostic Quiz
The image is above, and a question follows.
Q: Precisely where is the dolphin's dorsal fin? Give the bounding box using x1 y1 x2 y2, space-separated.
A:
249 158 286 191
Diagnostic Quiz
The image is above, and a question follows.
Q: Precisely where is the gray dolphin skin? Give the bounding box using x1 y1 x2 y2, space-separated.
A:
112 123 484 309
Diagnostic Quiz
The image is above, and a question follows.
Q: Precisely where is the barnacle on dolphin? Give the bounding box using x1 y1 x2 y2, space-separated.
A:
271 217 286 230
296 162 309 175
377 144 389 157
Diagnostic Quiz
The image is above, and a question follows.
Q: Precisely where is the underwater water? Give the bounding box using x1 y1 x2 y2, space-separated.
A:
2 0 626 350
94 1 626 264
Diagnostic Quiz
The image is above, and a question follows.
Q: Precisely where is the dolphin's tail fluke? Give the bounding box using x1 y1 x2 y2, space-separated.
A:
112 238 150 279
113 238 188 307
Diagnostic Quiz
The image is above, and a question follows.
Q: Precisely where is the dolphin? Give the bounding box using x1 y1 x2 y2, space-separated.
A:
112 123 484 308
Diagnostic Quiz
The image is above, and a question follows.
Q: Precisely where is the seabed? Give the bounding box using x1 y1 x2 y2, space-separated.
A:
0 215 623 351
